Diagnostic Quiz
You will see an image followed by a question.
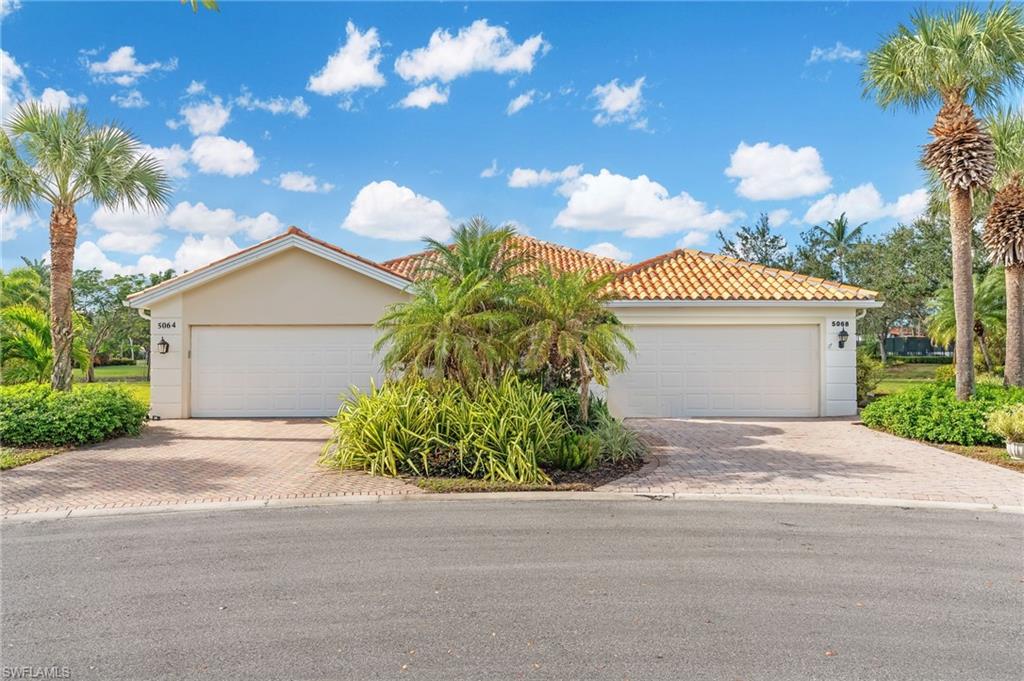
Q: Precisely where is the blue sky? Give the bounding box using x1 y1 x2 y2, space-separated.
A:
2 1 943 275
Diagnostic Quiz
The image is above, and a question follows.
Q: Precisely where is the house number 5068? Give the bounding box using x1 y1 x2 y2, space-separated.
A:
831 321 849 327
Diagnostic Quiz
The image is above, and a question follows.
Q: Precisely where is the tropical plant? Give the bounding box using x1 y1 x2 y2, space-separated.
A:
812 213 865 281
928 268 1006 373
375 274 519 386
587 409 645 464
986 403 1024 443
0 304 89 384
0 267 48 309
0 104 170 390
418 217 530 286
856 350 885 404
515 266 634 423
716 213 792 269
182 0 219 11
863 3 1024 399
982 109 1024 386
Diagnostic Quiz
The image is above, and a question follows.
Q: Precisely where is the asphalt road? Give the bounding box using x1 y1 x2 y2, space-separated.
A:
2 499 1022 681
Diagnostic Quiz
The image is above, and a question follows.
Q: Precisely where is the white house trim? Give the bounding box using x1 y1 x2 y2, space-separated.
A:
127 233 411 308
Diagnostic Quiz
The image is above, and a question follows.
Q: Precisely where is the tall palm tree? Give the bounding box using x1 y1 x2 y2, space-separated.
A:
0 104 170 390
982 109 1024 386
515 267 634 423
0 304 89 384
813 213 865 281
183 0 219 11
375 274 520 387
928 268 1006 373
863 3 1024 399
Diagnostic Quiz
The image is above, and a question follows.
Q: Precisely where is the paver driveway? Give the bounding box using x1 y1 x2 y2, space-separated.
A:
1 419 420 516
602 417 1024 509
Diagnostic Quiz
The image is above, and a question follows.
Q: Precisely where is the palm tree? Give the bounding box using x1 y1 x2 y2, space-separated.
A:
0 104 170 390
419 217 530 285
928 268 1006 373
0 304 89 384
515 267 634 423
863 4 1024 399
183 0 219 11
813 213 865 281
0 267 48 309
982 109 1024 386
375 274 520 387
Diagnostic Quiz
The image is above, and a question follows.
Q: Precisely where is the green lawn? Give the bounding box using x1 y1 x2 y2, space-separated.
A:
875 363 941 396
73 363 148 381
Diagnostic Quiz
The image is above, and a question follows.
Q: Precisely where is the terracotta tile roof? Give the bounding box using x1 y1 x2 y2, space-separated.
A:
381 234 626 280
610 249 878 302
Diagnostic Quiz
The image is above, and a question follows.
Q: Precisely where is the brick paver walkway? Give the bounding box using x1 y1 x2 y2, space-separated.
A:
1 419 420 516
601 418 1023 508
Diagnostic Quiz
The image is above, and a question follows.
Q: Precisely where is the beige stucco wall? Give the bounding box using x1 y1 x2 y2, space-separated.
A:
146 247 410 418
608 304 861 417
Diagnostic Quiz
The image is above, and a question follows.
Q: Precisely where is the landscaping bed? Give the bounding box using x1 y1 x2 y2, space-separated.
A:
937 444 1024 474
0 446 64 471
414 454 646 493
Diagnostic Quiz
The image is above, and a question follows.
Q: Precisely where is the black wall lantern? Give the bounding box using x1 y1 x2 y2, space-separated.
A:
837 328 850 349
157 337 170 354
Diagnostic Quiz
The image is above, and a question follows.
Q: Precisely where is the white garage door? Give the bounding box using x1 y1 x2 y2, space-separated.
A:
190 326 382 417
608 325 819 418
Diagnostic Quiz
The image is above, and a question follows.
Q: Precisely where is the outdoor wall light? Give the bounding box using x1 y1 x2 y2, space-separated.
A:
157 337 170 354
837 328 850 349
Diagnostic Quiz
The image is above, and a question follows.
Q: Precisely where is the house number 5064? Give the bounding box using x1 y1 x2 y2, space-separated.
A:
157 321 177 329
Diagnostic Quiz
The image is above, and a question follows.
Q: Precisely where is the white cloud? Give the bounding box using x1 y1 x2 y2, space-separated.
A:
97 231 164 255
234 88 309 118
807 42 863 64
398 83 449 109
480 159 500 178
189 135 258 176
507 164 582 188
110 89 148 109
724 141 832 200
591 77 646 129
36 87 87 111
584 242 632 262
803 183 928 225
86 46 176 86
277 171 334 193
307 21 386 104
172 234 239 272
179 97 231 135
1 207 36 241
72 241 173 277
677 231 711 249
766 209 792 227
342 180 452 241
395 19 548 85
185 80 206 96
1 0 22 20
91 205 167 254
553 169 742 238
1 49 31 112
140 143 190 179
166 201 283 240
506 90 535 115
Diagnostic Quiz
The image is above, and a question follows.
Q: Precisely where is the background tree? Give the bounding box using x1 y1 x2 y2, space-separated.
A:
716 213 793 269
982 109 1024 386
863 3 1024 399
812 213 865 281
792 226 840 281
73 270 154 381
928 268 1006 373
0 104 170 390
515 267 634 423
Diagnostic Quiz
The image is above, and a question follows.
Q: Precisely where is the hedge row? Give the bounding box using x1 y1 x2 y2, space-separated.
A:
0 384 148 447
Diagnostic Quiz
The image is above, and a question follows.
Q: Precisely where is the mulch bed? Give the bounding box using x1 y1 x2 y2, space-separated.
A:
547 456 645 487
414 455 646 493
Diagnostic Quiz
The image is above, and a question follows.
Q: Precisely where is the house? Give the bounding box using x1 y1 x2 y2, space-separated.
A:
127 227 880 420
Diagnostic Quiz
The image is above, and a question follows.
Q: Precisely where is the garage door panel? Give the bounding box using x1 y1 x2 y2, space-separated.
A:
609 325 819 417
191 326 381 417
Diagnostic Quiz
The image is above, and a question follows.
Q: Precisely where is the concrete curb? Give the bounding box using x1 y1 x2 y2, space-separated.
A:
3 490 1021 524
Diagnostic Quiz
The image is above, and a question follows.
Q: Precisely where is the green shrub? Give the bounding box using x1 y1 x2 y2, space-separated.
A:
542 432 600 471
321 374 564 484
856 351 884 404
860 382 1024 445
987 404 1024 443
589 411 645 464
934 364 955 382
0 383 148 447
548 387 609 430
